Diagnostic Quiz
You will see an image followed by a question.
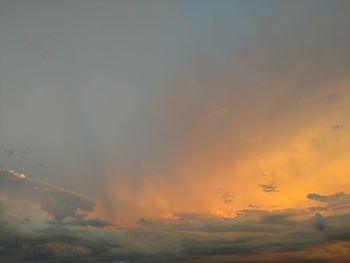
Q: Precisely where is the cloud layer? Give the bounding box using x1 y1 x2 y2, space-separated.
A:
1 169 350 262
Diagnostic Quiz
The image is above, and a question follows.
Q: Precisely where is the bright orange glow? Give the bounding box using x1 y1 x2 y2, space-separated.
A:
89 77 350 227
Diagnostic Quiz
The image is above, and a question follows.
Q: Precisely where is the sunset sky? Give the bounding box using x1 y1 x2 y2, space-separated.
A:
0 0 349 262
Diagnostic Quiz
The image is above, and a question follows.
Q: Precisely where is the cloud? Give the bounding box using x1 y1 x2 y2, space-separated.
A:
312 212 327 231
216 189 234 204
0 0 349 229
0 169 94 218
1 171 350 262
307 192 348 203
60 217 113 228
0 1 349 262
0 169 124 262
130 201 350 262
259 184 278 193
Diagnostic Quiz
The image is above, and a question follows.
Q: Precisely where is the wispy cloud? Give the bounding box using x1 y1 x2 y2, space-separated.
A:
259 183 278 193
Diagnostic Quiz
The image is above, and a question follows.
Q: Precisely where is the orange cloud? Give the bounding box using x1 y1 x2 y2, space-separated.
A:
90 71 349 226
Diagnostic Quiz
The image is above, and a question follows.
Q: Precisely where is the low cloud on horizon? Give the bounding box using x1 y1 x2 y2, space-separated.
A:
1 169 350 263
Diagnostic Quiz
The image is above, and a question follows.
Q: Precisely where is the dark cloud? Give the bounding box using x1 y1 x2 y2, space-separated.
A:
221 192 234 204
60 217 114 228
129 202 350 262
259 183 278 193
0 169 94 218
312 213 327 231
0 169 123 262
307 192 348 203
1 174 350 262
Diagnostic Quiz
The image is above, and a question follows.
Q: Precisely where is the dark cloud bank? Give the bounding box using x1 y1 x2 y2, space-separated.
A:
1 169 350 263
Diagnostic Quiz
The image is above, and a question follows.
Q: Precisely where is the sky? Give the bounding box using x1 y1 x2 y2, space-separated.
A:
0 0 349 262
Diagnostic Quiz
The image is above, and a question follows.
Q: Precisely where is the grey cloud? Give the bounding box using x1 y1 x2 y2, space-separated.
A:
221 192 234 204
0 171 123 262
129 207 350 262
259 184 278 193
312 213 327 231
1 179 350 262
60 217 113 228
307 192 348 203
0 169 94 218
